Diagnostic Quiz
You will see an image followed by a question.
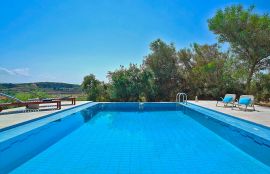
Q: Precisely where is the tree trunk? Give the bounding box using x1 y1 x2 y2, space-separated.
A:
246 63 256 94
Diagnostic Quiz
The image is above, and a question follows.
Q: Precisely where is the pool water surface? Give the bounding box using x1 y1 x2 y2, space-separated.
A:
9 110 270 174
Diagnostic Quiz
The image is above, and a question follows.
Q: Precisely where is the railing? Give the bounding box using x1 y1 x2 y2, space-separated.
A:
0 92 22 102
176 93 188 104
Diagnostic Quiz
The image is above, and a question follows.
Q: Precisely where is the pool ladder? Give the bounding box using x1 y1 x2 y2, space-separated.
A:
176 93 188 104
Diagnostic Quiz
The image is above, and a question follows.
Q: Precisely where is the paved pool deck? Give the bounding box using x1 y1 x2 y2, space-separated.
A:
0 101 90 130
189 100 270 127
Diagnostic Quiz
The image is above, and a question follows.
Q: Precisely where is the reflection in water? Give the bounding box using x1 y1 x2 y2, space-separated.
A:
80 109 92 122
80 104 100 123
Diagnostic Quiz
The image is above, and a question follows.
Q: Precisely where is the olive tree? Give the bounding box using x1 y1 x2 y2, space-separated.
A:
208 5 270 93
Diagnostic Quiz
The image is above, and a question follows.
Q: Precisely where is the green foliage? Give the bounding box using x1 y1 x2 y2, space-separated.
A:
82 38 268 102
35 82 80 91
81 74 108 101
0 82 81 101
31 90 51 99
251 73 270 101
144 39 183 101
208 5 270 93
178 43 236 99
0 90 51 104
107 64 155 101
15 93 34 101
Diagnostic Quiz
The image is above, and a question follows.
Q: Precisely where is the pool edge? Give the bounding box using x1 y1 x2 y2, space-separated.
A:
0 101 93 132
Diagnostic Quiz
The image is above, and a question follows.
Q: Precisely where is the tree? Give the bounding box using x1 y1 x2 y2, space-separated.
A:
139 66 157 101
251 73 270 101
208 5 270 93
107 64 155 101
81 74 108 101
144 39 183 101
178 43 236 99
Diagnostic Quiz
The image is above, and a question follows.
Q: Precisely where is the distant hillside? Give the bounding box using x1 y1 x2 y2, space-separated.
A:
0 82 82 95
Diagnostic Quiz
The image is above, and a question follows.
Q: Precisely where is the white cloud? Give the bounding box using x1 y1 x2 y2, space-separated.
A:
13 68 30 76
0 67 14 75
0 67 30 76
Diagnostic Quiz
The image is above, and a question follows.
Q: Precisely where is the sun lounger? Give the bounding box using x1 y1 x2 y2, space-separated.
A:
0 93 61 112
53 97 76 105
216 94 236 107
233 95 255 111
29 96 76 105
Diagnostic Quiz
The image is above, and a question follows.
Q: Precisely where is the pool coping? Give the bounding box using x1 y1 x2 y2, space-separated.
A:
0 102 96 141
185 102 270 147
0 102 98 143
188 102 270 130
187 102 270 130
0 101 93 133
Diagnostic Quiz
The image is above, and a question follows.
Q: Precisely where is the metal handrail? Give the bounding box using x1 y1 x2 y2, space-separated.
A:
176 93 188 104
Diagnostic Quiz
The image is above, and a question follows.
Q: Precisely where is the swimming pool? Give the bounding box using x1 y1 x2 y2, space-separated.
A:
1 102 270 173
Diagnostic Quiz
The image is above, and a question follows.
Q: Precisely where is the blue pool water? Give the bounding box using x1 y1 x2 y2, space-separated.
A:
1 103 270 173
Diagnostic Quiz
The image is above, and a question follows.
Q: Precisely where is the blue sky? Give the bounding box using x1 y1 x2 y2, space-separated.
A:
0 0 269 84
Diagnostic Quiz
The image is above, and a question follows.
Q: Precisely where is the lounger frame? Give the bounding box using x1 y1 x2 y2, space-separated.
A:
216 94 237 107
234 95 255 111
